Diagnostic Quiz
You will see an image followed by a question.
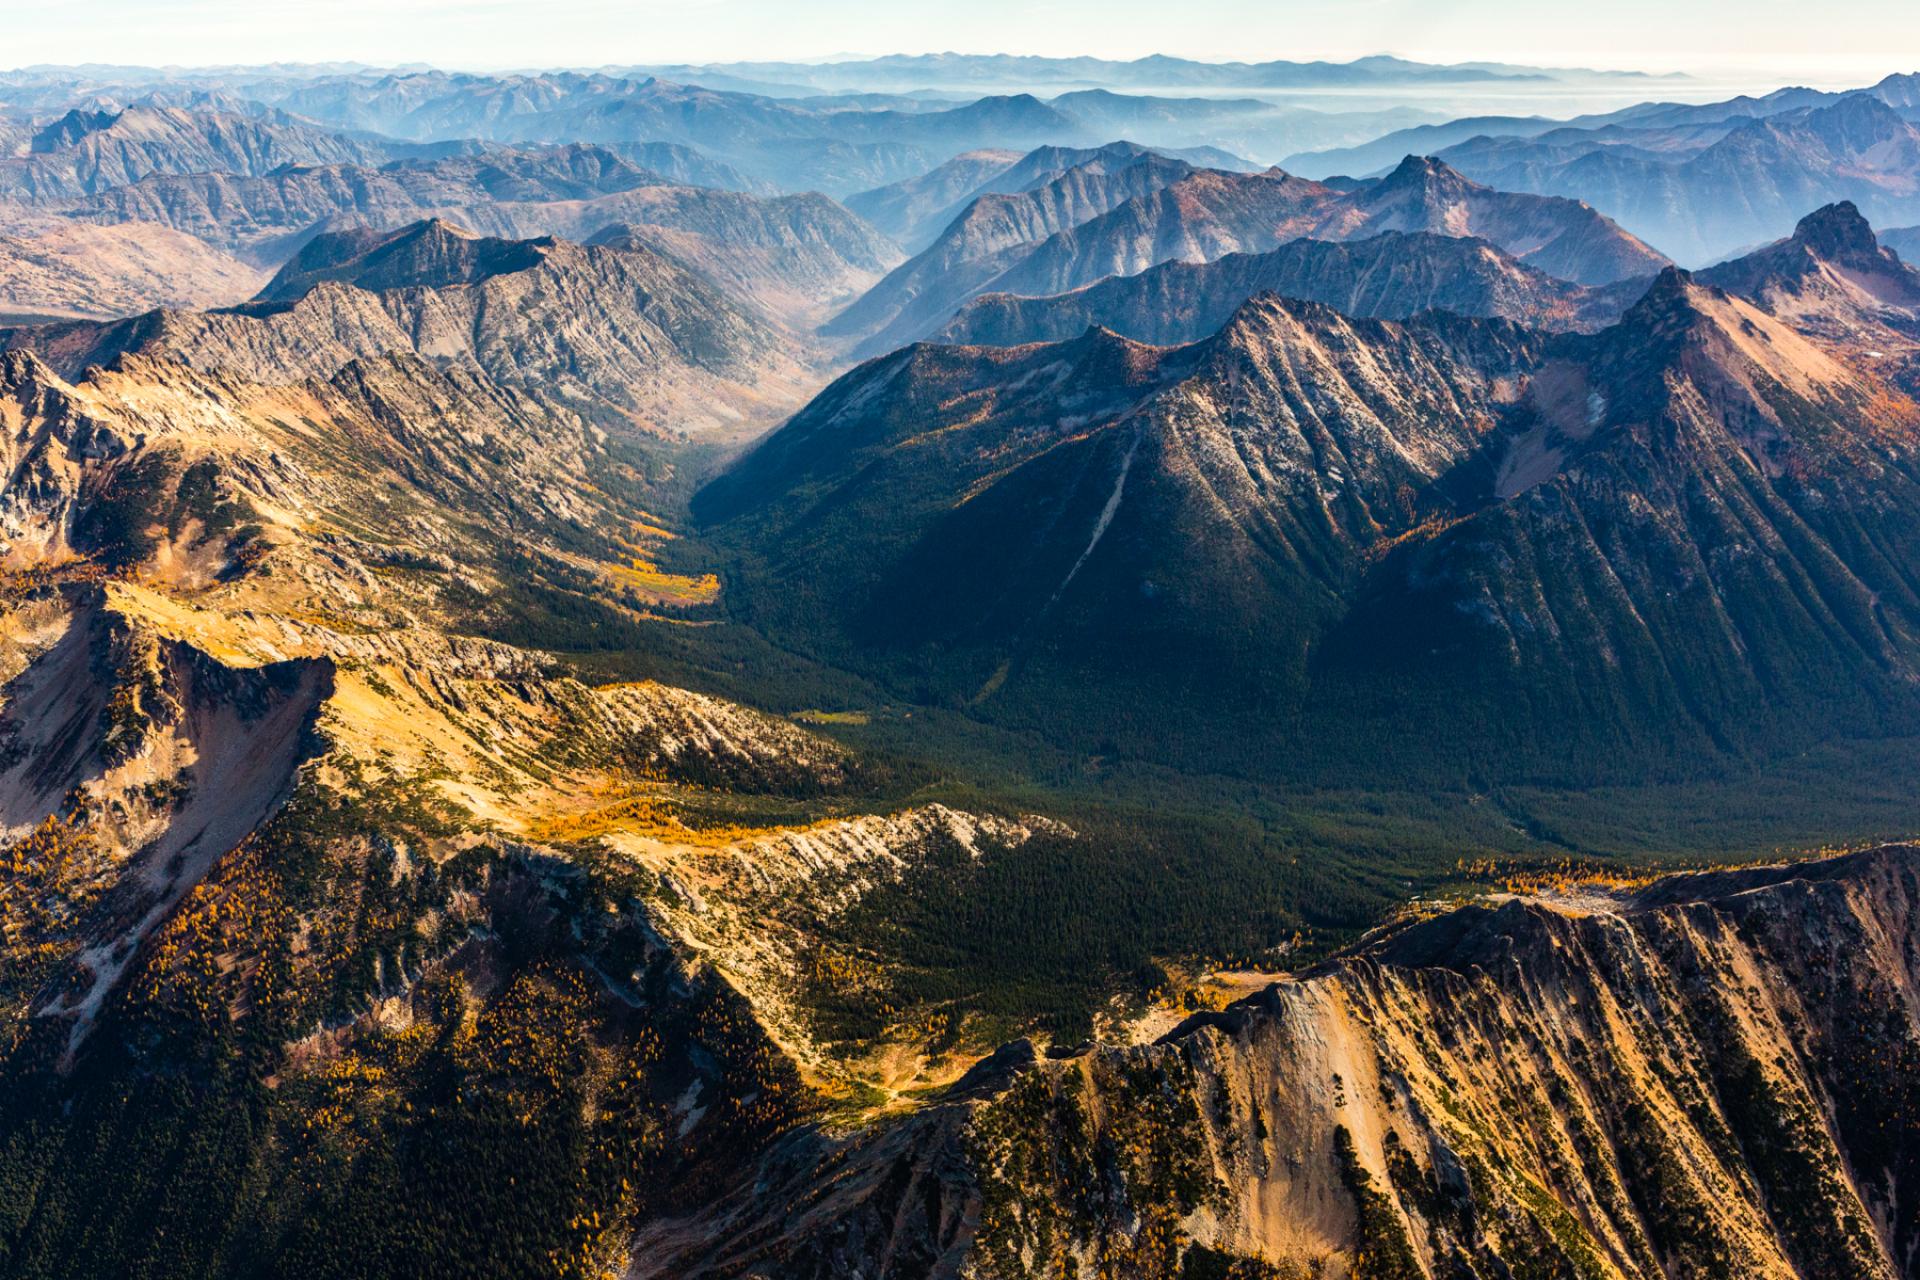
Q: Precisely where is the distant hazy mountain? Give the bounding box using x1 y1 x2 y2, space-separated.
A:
842 147 1024 247
44 142 668 252
0 66 1531 201
619 52 1682 95
1285 81 1864 178
0 104 396 204
1037 88 1425 171
54 148 900 326
601 140 770 194
1886 224 1920 261
847 139 1256 251
836 152 1666 354
246 72 1093 196
1431 89 1920 263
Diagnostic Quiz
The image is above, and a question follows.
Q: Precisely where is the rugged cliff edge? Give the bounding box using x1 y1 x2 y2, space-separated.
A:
631 845 1920 1279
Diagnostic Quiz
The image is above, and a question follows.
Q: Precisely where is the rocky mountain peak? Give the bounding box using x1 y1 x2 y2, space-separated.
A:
29 107 119 153
1792 200 1887 264
255 218 548 301
1204 289 1332 347
1696 198 1920 342
0 347 61 391
1620 264 1710 335
1373 152 1477 199
1872 70 1920 109
1052 320 1169 384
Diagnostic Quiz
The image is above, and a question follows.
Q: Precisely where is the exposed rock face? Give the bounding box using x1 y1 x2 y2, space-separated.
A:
833 155 1666 355
0 343 645 583
990 156 1664 304
703 264 1920 781
0 221 816 436
607 805 1058 1082
0 577 855 1277
1697 202 1920 387
0 597 334 1042
629 845 1920 1280
940 230 1633 346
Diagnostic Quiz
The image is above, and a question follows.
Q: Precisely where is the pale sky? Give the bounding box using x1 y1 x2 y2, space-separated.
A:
5 0 1916 83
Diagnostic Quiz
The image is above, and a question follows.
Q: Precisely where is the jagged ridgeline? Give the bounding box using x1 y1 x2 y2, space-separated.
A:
636 846 1920 1279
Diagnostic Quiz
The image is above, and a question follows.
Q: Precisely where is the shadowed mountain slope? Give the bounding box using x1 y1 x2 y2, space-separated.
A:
704 262 1920 782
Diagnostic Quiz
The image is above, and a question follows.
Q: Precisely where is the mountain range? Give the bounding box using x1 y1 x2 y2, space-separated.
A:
1286 72 1920 177
703 209 1920 781
620 51 1685 95
637 845 1920 1279
1429 90 1920 264
939 228 1637 344
1 218 817 436
832 150 1667 355
6 52 1920 1280
844 139 1254 252
0 104 406 205
2 68 1445 193
27 144 901 325
0 64 1680 203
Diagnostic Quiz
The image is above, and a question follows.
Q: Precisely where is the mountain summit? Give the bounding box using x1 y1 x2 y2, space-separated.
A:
1792 199 1886 262
256 218 551 300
